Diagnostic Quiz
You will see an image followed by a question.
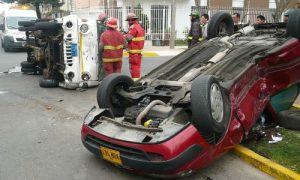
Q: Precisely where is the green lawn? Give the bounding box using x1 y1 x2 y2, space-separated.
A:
243 127 300 173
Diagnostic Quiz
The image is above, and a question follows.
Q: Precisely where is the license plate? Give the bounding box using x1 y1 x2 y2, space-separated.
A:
100 146 122 165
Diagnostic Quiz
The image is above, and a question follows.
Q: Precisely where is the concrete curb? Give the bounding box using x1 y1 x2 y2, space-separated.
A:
293 103 300 108
232 145 300 180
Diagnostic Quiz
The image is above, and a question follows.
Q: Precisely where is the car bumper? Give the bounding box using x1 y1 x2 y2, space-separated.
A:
81 133 203 176
3 37 25 49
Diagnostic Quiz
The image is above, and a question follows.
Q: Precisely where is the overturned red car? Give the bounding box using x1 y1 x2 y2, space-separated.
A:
81 11 300 177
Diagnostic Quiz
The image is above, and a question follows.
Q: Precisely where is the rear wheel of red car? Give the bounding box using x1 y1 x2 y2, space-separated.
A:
278 109 300 130
207 12 234 39
191 75 230 144
287 10 300 39
97 74 134 117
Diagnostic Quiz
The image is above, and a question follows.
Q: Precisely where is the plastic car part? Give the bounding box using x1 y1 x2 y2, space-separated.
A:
190 75 230 143
97 74 135 117
136 100 166 125
278 109 300 130
207 12 234 39
287 10 300 39
39 79 59 88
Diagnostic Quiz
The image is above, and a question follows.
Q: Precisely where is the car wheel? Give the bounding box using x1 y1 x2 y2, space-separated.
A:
191 75 230 143
21 67 37 73
21 61 36 68
207 12 234 39
97 73 134 117
18 26 36 32
287 10 300 39
35 22 61 32
18 21 35 27
278 109 300 130
39 79 59 88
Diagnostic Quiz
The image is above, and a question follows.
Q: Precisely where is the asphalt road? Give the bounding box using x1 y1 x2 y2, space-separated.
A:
0 48 274 180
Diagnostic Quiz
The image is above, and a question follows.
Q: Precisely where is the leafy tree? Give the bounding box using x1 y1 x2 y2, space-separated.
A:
272 0 294 22
134 3 149 33
17 0 63 19
2 0 15 3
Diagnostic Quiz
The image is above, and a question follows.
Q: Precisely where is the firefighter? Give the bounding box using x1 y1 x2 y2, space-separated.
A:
188 11 202 48
96 12 108 81
124 13 145 81
99 18 125 76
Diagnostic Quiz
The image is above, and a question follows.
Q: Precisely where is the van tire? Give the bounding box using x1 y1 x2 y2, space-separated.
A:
39 79 59 88
18 26 36 32
18 21 35 27
35 22 61 31
21 61 36 68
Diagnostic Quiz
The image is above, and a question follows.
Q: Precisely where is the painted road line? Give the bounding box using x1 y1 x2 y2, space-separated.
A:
123 51 159 57
233 145 300 180
293 103 300 108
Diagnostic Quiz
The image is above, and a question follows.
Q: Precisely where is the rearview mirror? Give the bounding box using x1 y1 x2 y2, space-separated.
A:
0 24 4 31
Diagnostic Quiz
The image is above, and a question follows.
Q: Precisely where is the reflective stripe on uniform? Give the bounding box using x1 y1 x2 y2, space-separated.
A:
103 58 122 62
132 37 145 41
128 49 142 53
188 36 192 40
198 38 203 42
104 45 124 50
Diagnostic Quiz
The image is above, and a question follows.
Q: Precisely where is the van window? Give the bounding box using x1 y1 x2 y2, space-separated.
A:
6 16 37 29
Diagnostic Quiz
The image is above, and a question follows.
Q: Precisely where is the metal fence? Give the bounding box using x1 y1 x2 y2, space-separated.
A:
72 5 278 43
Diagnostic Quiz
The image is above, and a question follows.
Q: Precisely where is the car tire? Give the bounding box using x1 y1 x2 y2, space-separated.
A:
287 10 300 39
97 73 134 117
18 21 35 27
18 26 36 32
35 22 61 31
21 61 36 68
39 79 59 88
21 67 37 73
191 75 230 140
277 109 300 130
207 12 234 39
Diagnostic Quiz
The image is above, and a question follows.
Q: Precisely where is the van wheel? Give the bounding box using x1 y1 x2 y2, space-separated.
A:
39 79 59 88
21 61 36 68
18 21 35 27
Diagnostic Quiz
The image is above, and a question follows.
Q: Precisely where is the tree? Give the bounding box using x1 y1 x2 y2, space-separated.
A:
2 0 15 3
272 0 294 22
17 0 63 19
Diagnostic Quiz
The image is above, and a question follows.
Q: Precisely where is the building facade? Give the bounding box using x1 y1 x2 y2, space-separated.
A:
72 0 299 41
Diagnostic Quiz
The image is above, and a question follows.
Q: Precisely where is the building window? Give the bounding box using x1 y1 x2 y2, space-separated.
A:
269 0 276 9
232 0 244 8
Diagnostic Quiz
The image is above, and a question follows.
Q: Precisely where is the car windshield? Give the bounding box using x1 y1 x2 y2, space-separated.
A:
6 16 36 29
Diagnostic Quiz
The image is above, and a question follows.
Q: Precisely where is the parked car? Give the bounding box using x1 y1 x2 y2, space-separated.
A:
18 15 99 89
81 11 300 177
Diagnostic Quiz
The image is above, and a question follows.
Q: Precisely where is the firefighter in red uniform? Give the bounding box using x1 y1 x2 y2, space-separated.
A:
99 18 125 75
124 13 145 81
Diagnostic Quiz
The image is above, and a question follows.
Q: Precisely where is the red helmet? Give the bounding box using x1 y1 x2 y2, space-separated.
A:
98 12 108 21
106 18 118 29
126 13 138 21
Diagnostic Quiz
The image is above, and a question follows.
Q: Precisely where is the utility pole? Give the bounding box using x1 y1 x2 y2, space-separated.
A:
170 0 176 49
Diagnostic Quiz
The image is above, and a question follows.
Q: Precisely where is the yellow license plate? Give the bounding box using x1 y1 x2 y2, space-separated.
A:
100 146 122 165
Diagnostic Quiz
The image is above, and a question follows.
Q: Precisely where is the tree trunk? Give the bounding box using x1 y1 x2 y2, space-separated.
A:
35 3 41 19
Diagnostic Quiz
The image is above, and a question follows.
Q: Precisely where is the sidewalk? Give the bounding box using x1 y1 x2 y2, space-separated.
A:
123 45 187 57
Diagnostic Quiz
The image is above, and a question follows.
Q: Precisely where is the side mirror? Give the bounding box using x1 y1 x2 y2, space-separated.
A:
0 24 4 31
